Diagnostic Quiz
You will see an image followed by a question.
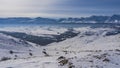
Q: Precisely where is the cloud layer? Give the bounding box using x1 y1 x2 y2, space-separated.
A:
0 0 120 17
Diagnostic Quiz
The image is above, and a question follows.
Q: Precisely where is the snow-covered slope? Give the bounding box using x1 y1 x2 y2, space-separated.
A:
41 27 120 68
0 33 44 59
0 26 68 36
0 26 120 68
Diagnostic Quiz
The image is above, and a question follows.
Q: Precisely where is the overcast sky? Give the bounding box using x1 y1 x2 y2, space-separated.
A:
0 0 120 17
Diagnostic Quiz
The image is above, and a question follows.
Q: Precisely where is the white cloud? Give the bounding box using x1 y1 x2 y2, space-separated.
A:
0 0 61 17
0 0 119 17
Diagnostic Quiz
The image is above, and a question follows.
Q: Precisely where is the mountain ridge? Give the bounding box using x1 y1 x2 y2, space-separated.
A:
0 14 120 24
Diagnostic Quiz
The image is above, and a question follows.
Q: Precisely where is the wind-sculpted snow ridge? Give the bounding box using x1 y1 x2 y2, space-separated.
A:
0 26 120 68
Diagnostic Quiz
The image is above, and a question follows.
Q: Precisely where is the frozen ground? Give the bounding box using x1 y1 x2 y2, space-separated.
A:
0 26 120 68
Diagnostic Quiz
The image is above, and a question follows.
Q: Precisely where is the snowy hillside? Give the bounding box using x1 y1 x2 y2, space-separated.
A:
0 25 120 68
0 26 68 36
0 32 43 59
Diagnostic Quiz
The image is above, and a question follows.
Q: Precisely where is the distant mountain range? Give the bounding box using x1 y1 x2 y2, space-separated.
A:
58 14 120 23
0 14 120 24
